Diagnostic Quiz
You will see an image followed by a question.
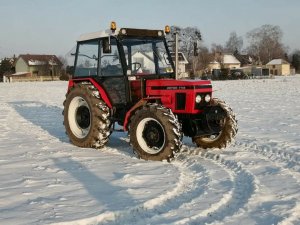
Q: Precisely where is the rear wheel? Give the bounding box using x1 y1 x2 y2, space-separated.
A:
193 98 238 149
129 104 182 161
63 83 111 148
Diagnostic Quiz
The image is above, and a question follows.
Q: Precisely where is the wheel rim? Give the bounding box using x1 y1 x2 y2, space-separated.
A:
136 118 165 154
200 118 226 143
68 96 91 138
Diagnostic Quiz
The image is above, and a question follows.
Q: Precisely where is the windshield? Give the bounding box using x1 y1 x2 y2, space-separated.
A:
120 38 174 75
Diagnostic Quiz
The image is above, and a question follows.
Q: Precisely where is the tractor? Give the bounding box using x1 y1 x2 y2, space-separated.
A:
63 22 238 161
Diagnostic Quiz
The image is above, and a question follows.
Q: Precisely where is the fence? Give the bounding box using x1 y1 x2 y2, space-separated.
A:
3 76 60 83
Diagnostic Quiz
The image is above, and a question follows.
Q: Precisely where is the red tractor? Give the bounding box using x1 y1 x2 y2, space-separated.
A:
63 22 237 161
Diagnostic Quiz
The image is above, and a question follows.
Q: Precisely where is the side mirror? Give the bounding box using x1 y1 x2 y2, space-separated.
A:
103 37 111 54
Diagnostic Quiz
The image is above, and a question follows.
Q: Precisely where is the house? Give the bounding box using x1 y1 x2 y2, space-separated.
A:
170 52 189 75
15 54 62 77
131 51 157 73
131 51 188 77
208 53 241 71
234 54 257 67
266 59 290 75
3 72 31 83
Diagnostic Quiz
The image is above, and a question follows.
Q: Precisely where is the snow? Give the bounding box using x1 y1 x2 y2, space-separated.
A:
266 59 289 65
223 54 240 64
0 76 300 225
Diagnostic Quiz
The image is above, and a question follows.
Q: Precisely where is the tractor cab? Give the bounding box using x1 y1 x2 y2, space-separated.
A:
73 23 175 114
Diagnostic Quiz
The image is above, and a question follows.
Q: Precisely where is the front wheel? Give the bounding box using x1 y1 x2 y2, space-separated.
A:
129 104 182 161
193 98 238 149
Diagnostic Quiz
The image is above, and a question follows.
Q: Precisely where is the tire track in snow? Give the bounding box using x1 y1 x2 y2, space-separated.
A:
234 137 300 225
54 146 256 225
176 142 300 225
107 147 256 225
236 137 300 173
53 156 211 225
172 148 256 225
0 103 12 139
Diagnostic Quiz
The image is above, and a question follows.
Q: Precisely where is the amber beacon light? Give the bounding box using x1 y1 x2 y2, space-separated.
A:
110 21 117 31
165 25 170 34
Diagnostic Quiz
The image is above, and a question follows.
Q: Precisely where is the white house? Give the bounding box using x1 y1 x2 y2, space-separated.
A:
266 59 290 76
208 53 241 71
131 51 188 77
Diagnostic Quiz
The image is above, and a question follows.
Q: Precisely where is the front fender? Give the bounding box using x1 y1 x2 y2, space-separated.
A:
123 97 161 131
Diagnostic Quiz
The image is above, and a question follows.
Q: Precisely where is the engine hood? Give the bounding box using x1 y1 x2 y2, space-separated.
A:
146 79 212 90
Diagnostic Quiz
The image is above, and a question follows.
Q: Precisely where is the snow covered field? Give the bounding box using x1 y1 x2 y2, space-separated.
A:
0 76 299 225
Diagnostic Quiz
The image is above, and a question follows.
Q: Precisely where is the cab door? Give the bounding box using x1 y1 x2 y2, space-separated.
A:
97 38 127 105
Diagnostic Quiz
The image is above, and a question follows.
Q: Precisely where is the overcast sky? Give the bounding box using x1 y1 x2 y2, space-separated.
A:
0 0 299 58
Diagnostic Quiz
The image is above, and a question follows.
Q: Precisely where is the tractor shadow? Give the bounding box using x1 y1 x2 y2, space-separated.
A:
10 101 136 157
107 129 136 158
53 157 135 210
10 101 69 143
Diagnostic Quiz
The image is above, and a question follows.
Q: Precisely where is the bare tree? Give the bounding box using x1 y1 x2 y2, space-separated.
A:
211 43 225 68
39 62 50 76
195 46 214 71
225 31 243 53
246 24 287 64
290 49 300 72
58 55 68 69
167 26 202 61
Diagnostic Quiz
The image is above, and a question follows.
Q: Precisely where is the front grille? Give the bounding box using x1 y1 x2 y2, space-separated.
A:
176 93 186 110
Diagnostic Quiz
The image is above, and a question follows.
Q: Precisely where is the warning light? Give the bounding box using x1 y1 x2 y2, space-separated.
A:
165 25 170 34
111 21 117 31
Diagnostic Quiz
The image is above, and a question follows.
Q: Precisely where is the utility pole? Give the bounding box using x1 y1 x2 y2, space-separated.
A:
51 55 54 81
175 32 179 80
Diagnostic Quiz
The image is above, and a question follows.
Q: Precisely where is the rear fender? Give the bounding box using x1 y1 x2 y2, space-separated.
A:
68 78 112 108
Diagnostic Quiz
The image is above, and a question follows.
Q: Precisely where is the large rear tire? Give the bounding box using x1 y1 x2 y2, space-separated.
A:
63 83 111 148
129 104 182 161
193 98 238 149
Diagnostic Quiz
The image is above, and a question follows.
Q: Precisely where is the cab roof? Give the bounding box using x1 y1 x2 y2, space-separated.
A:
77 29 119 42
77 28 165 42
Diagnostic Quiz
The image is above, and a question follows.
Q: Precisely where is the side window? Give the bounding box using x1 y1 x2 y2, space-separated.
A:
74 40 99 77
99 38 123 76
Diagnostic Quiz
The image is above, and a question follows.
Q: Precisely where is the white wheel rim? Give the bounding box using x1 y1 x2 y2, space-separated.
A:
68 96 91 138
136 118 166 154
201 134 221 143
200 118 226 143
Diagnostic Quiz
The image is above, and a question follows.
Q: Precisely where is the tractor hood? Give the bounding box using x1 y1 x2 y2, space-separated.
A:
145 79 213 114
146 79 212 91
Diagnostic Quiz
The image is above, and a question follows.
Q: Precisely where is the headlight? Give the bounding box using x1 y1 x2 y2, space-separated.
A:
204 94 211 102
195 95 202 103
121 28 127 35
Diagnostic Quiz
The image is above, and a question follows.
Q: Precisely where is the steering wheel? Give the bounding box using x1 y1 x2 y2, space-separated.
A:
131 62 142 74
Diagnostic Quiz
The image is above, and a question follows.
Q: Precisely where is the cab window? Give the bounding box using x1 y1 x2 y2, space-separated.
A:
99 38 123 76
74 40 99 77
